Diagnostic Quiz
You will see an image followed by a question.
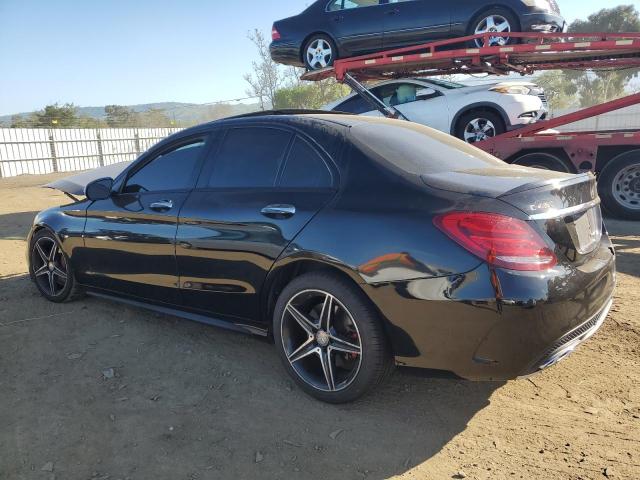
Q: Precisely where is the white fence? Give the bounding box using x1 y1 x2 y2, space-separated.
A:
0 128 183 178
552 104 640 132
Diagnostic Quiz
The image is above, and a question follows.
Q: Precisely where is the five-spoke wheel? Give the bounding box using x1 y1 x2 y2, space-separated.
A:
29 230 77 302
471 8 518 48
274 272 392 403
304 35 336 71
455 110 505 144
282 290 363 393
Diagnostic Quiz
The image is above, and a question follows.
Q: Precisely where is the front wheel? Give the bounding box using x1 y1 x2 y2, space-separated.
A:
455 110 505 144
303 34 336 71
598 149 640 220
273 272 392 403
29 229 79 303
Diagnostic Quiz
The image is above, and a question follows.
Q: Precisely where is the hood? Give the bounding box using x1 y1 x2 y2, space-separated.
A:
45 161 131 196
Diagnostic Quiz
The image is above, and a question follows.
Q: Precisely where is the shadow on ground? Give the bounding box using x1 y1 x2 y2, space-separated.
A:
0 274 501 479
0 211 39 240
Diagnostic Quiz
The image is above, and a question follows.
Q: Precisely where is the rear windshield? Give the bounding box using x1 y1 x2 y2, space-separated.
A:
348 118 506 174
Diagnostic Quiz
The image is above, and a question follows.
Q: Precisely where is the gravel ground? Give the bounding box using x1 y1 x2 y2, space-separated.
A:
0 174 638 480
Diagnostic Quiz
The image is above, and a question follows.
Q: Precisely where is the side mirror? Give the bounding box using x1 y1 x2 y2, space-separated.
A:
416 87 437 100
85 177 114 201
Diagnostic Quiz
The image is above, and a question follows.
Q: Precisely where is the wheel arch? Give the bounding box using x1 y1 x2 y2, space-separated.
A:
260 254 397 353
451 103 509 136
300 31 339 64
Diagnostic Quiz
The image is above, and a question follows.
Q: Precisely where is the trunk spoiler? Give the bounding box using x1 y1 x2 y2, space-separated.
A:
44 162 132 198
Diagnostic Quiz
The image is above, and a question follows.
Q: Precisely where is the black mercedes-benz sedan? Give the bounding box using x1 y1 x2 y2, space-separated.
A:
29 111 614 403
270 0 566 70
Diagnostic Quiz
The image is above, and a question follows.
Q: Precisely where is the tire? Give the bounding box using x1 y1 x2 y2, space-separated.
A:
512 152 574 173
469 8 520 48
303 34 337 71
455 110 505 144
597 149 640 221
29 229 81 303
273 271 393 403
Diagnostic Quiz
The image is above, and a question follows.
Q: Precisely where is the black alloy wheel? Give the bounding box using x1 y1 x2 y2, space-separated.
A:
30 230 77 302
274 272 392 403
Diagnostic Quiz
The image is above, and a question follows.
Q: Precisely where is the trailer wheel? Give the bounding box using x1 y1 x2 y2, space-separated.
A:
598 149 640 221
511 152 573 173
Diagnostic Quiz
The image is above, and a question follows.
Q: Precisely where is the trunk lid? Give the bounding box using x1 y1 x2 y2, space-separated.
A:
422 167 603 259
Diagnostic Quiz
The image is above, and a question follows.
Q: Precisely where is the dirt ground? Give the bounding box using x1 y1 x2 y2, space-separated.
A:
0 173 638 480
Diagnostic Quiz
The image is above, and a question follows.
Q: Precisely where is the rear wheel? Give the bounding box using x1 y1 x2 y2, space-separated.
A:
455 110 505 144
273 272 392 403
303 34 336 71
598 149 640 220
512 152 574 173
470 8 520 48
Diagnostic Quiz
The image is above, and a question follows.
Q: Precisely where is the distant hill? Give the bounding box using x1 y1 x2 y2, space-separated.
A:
0 101 262 127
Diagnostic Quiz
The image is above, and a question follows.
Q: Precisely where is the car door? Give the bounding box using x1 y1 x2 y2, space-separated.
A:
326 0 385 56
78 136 210 305
176 126 337 325
382 0 451 49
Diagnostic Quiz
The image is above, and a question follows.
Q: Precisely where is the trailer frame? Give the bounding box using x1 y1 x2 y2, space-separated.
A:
302 31 640 218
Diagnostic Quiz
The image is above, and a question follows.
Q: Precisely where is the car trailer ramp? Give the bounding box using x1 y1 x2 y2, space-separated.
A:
302 32 640 220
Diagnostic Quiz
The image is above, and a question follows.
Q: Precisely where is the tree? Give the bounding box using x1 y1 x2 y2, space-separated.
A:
537 6 640 108
137 108 175 128
274 81 350 110
31 103 79 128
105 105 137 127
244 29 285 110
535 71 578 110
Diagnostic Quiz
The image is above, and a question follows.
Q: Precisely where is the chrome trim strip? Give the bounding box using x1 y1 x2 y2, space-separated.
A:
528 198 601 220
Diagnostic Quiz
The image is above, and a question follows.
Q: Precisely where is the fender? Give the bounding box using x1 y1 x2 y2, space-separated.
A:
27 204 88 268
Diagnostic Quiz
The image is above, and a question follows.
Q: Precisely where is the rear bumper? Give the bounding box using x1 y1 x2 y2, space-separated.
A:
521 12 567 33
270 41 303 67
363 237 616 381
519 298 612 377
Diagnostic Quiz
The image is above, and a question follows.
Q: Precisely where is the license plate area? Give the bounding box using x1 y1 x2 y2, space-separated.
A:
566 206 603 255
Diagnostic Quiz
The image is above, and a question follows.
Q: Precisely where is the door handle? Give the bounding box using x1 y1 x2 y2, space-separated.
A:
261 204 296 219
333 15 344 22
387 8 400 15
150 200 173 211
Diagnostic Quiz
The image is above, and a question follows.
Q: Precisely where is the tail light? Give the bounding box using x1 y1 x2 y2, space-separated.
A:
272 26 281 41
434 212 557 271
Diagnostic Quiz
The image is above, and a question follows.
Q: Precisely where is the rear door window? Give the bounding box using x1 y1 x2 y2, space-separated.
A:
280 137 333 188
207 127 292 188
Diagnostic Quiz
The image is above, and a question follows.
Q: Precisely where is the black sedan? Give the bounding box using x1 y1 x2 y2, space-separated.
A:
30 111 614 403
270 0 566 70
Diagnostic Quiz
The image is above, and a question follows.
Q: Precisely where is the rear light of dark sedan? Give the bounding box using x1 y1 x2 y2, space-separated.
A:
272 26 281 41
434 212 557 271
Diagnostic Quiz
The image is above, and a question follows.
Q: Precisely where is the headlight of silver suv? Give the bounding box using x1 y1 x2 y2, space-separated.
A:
491 85 533 95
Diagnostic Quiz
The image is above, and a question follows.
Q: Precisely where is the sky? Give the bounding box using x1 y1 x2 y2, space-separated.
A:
0 0 638 116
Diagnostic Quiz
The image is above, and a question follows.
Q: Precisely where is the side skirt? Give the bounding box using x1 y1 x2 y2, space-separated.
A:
85 290 269 337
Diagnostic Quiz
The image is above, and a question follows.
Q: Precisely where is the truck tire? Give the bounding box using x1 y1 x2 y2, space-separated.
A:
512 152 574 173
598 149 640 221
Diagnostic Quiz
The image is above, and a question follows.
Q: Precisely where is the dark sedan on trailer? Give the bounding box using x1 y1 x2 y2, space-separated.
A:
271 0 566 70
30 112 614 403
